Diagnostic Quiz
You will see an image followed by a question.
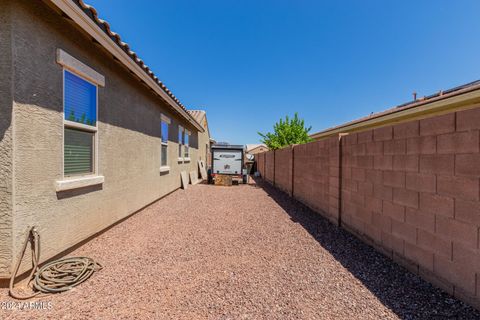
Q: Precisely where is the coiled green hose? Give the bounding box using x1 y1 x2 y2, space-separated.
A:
9 227 102 299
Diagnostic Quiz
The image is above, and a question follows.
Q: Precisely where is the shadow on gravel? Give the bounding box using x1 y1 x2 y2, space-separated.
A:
252 177 480 320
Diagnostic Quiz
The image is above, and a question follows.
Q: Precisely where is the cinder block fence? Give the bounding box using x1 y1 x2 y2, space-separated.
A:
256 107 480 310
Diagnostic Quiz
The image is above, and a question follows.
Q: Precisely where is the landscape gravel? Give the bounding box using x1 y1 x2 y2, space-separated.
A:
1 180 479 319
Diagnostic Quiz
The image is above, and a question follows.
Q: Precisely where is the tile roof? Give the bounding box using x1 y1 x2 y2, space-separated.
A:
73 0 190 113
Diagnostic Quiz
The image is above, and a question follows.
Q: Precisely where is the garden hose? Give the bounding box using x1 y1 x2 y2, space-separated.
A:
9 227 102 299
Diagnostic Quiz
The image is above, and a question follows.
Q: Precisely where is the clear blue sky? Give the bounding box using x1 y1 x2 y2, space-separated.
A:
87 0 480 144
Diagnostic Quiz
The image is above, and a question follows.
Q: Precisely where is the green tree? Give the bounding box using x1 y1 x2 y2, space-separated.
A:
68 110 75 121
258 113 314 149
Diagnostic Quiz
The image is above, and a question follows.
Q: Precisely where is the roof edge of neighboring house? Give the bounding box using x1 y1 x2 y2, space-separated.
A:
212 144 244 149
48 0 204 132
246 144 268 153
310 80 480 140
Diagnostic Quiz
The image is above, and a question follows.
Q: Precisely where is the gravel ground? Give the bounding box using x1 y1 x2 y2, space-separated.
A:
1 179 479 319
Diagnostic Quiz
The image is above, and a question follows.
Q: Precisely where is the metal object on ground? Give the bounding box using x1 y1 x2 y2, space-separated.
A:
9 227 102 299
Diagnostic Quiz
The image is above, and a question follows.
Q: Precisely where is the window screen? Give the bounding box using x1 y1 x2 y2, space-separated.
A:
63 70 97 176
64 128 94 176
161 121 168 143
161 145 168 167
184 133 189 158
178 126 184 157
161 120 169 167
64 70 97 126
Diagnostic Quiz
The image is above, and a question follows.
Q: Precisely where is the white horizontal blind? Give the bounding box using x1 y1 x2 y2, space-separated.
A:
64 128 93 175
161 145 168 167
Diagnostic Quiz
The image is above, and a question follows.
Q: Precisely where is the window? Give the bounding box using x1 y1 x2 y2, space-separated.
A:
161 114 170 170
184 130 190 159
55 49 105 192
63 70 98 176
178 125 184 160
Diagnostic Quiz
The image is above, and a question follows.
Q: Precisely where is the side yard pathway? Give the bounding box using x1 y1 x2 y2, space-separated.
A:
1 181 478 319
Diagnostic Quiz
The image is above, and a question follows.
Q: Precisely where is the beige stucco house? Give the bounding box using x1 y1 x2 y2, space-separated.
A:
246 144 269 156
188 110 213 168
0 0 211 279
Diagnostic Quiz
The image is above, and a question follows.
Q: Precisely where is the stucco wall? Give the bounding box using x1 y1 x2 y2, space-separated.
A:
5 0 202 277
0 1 13 276
196 115 211 171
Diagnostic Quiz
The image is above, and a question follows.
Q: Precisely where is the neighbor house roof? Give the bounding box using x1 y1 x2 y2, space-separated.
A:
310 79 480 139
212 144 244 150
245 144 267 152
48 0 204 132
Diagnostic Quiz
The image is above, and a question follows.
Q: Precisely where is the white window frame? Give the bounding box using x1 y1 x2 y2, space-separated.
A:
184 129 191 162
178 125 184 162
160 114 171 173
55 49 105 192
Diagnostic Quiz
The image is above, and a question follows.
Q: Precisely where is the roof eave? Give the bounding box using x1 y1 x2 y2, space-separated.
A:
247 145 268 153
49 0 204 132
310 84 480 140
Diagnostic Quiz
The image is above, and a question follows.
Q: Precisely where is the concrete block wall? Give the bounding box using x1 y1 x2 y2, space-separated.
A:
256 152 265 178
327 136 342 224
257 137 340 224
257 107 480 309
340 109 480 308
265 151 275 184
293 138 340 224
274 146 293 195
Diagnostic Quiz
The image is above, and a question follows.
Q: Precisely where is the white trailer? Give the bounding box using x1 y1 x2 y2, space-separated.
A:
211 145 244 183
